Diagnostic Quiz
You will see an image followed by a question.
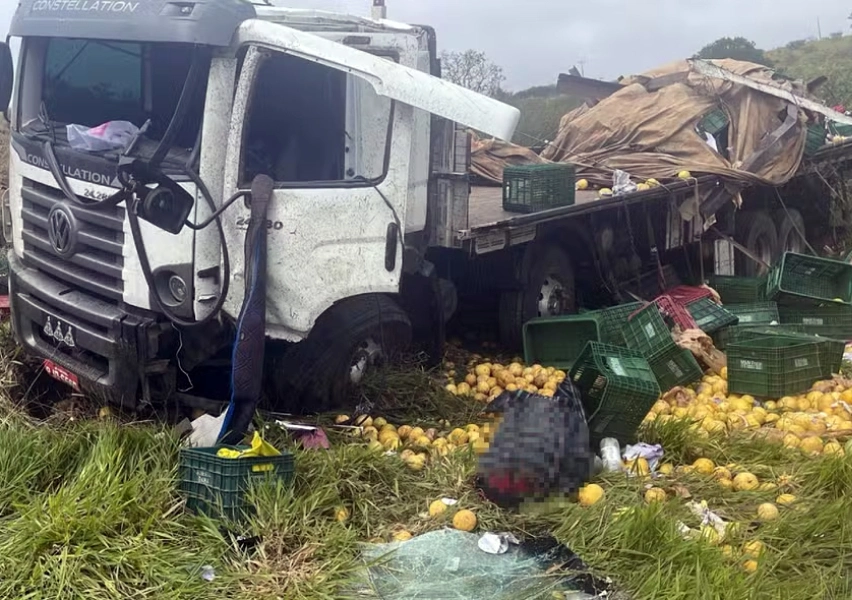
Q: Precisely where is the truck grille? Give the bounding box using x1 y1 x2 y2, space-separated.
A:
20 178 125 301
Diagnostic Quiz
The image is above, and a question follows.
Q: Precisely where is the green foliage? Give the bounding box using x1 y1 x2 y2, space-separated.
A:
695 36 774 67
503 93 582 147
768 34 852 109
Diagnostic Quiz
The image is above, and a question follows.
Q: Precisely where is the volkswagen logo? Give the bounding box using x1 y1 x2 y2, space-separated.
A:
47 206 77 257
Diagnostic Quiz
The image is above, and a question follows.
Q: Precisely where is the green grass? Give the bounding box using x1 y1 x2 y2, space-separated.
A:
0 348 851 598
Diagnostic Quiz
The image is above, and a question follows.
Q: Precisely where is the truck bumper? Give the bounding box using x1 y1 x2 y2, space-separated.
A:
7 251 163 406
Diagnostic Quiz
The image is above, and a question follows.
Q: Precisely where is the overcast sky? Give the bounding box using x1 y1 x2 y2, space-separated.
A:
1 0 849 91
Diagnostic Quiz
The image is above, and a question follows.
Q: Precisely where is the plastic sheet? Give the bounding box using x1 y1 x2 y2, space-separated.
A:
348 529 610 600
66 120 138 152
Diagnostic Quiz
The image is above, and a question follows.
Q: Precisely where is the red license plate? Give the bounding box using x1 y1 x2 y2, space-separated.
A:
43 360 80 391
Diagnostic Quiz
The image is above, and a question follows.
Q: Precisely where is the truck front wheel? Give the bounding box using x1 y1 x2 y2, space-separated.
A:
499 244 576 350
268 294 412 412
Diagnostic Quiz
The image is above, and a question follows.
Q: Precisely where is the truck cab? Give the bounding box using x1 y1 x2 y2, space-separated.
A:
0 1 519 410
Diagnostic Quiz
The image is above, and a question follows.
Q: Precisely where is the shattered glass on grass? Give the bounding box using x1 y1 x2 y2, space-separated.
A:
347 529 601 600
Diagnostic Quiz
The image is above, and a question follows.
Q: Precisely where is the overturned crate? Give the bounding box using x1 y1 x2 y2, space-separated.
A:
708 275 767 304
570 342 661 446
685 297 739 334
522 315 601 370
624 303 703 389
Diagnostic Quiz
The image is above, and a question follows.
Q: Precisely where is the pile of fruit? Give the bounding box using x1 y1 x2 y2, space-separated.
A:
644 369 852 456
443 359 567 402
336 414 498 470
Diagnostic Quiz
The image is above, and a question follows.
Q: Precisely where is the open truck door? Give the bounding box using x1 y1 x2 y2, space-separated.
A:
221 19 520 340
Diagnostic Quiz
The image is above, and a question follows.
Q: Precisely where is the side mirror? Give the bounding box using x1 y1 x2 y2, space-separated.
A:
0 42 13 115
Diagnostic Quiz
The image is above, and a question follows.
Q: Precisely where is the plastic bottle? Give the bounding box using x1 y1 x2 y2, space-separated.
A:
600 438 623 472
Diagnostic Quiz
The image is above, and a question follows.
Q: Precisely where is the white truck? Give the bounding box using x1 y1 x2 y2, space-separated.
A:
0 1 845 416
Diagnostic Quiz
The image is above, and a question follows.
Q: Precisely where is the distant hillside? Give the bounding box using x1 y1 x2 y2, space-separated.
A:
767 34 852 108
501 87 581 147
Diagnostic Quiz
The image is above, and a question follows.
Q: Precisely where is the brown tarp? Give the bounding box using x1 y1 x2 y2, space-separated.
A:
470 135 549 183
472 59 815 195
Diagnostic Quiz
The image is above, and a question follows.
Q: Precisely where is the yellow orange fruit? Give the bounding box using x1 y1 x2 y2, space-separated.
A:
757 503 779 521
452 509 478 532
733 472 759 491
578 483 605 507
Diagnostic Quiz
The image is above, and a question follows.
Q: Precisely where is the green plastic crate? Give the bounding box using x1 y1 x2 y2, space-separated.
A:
727 336 823 398
502 163 576 214
649 346 704 390
724 302 779 325
623 303 676 358
179 445 295 521
829 123 852 137
712 322 804 350
767 252 852 306
708 275 767 304
732 329 845 379
805 124 828 156
700 108 729 135
589 302 644 347
778 303 852 339
570 342 661 446
522 315 601 370
686 298 739 334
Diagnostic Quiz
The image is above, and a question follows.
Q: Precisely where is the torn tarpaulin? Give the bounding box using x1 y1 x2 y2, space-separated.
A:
348 529 615 600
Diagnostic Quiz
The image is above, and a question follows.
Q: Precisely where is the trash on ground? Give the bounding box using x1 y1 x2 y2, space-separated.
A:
276 420 330 449
623 443 664 473
200 565 215 582
350 529 613 600
186 412 227 448
477 531 519 555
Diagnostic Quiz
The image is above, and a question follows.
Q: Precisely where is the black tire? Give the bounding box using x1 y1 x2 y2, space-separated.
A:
735 210 778 277
499 243 576 350
268 294 412 412
774 208 807 258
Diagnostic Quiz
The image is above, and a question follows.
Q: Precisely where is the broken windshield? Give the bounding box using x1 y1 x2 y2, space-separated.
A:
19 37 207 153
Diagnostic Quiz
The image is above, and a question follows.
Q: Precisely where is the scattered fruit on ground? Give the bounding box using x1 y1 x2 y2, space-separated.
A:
578 483 605 507
742 540 766 558
576 178 589 190
742 559 758 573
644 487 667 503
392 530 413 542
733 472 759 491
776 494 797 506
624 457 650 476
658 463 674 476
452 509 478 532
334 506 350 522
429 499 449 518
693 457 715 475
757 503 779 521
678 170 692 179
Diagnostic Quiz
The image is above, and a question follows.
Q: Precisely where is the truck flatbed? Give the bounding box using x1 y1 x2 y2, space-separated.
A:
463 178 720 242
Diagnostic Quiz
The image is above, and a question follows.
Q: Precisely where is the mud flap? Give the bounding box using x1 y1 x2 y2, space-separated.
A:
219 175 274 445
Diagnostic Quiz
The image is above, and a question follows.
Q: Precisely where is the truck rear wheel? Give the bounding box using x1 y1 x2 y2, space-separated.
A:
268 294 412 412
499 244 575 350
775 208 807 258
736 210 778 277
